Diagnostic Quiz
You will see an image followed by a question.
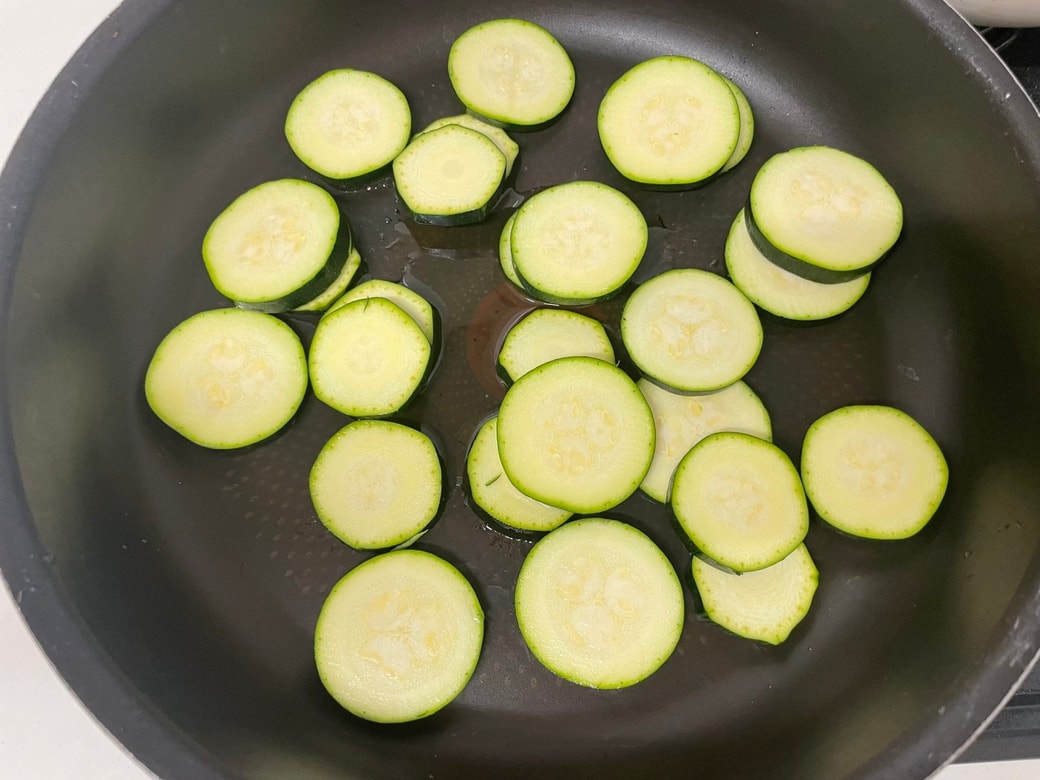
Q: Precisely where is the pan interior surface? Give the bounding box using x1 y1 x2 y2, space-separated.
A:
3 1 1040 778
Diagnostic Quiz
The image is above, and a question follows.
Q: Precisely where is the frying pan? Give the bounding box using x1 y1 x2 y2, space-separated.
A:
3 0 1040 778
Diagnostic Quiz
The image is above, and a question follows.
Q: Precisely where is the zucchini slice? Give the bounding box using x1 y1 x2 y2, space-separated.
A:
293 247 363 312
421 114 520 177
497 308 615 382
514 518 684 689
746 146 903 283
315 550 483 723
725 209 870 321
497 356 655 513
498 212 522 286
144 308 307 449
621 268 763 393
720 77 754 173
310 420 442 549
801 405 948 540
325 278 436 342
448 18 575 130
692 543 818 645
467 416 572 533
393 124 506 226
203 179 351 313
597 56 740 187
309 297 431 417
638 378 772 503
510 181 648 305
671 432 808 572
285 69 411 182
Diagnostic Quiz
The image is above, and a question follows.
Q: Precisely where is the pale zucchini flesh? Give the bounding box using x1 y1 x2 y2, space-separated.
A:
421 114 520 177
510 180 648 304
638 378 772 503
310 420 442 550
693 543 818 645
621 268 763 393
467 417 572 533
497 308 615 382
747 145 903 279
285 69 412 181
598 56 740 186
497 357 655 513
801 405 948 540
315 550 483 723
448 18 575 129
393 124 506 225
202 178 348 311
726 209 870 321
325 278 436 342
309 297 431 417
671 432 808 572
514 518 684 688
144 308 307 449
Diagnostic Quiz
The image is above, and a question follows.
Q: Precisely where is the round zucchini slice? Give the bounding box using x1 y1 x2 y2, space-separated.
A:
293 247 363 312
638 378 772 503
285 68 411 182
144 308 307 449
621 268 763 393
671 432 808 572
497 308 615 382
510 180 648 305
202 179 350 312
325 278 436 343
497 356 655 514
448 18 575 129
309 297 431 417
310 420 442 550
746 145 903 283
720 77 754 173
420 114 520 177
598 56 740 187
467 416 572 533
801 405 948 540
725 209 870 321
315 550 484 723
515 518 684 688
692 543 818 645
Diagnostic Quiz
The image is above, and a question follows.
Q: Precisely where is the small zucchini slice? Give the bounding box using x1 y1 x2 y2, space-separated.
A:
725 209 870 321
692 543 818 645
510 180 648 305
203 179 351 313
309 297 431 417
325 278 436 343
515 518 684 688
467 416 572 533
746 145 903 283
315 550 483 722
310 420 442 550
393 123 506 226
497 356 655 514
497 308 615 382
293 247 363 312
144 308 307 449
285 68 411 183
448 18 575 130
498 212 522 286
598 56 740 187
621 268 763 393
720 77 754 173
638 378 772 503
801 405 948 540
420 114 520 177
671 432 808 572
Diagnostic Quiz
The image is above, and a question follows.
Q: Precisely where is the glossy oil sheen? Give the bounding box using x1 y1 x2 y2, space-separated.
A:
2 1 1040 779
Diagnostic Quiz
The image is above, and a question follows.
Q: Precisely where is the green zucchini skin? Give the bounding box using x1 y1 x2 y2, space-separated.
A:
743 202 879 285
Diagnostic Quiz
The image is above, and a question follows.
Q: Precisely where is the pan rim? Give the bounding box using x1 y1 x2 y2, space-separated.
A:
0 1 1039 778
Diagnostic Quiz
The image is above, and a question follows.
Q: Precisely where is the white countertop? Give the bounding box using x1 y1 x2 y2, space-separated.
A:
0 1 1038 778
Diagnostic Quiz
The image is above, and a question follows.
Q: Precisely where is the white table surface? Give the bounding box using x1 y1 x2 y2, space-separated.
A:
1 1 1039 778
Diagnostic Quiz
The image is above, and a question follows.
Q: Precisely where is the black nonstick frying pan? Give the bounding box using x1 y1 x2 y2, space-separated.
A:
3 0 1040 778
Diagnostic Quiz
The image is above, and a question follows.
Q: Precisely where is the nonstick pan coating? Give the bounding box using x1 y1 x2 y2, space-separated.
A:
3 0 1040 778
